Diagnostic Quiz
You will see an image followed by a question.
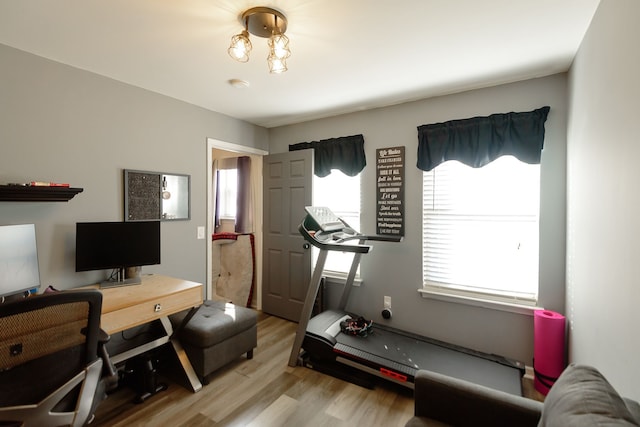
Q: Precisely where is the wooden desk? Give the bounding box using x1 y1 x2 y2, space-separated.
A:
97 274 204 392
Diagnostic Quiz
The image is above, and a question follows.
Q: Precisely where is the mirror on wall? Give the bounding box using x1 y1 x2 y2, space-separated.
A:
124 169 190 221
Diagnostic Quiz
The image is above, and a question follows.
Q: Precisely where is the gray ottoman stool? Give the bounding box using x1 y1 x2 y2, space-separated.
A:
170 300 257 383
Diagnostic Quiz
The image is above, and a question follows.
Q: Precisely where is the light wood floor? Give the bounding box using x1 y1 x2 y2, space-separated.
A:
93 312 543 427
93 313 415 427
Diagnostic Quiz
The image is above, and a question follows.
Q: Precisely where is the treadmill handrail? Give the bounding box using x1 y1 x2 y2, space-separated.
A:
336 234 403 244
299 218 371 253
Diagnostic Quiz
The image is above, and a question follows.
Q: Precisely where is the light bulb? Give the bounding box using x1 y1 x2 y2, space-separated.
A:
268 34 291 60
228 30 252 63
268 56 287 74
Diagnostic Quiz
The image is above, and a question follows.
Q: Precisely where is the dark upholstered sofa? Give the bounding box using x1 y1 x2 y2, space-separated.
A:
405 364 640 426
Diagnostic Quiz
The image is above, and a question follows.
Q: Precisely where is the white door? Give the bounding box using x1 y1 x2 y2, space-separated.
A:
262 149 313 321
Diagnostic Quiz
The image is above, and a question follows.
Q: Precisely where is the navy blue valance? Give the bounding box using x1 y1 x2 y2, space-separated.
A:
417 106 550 172
289 134 366 177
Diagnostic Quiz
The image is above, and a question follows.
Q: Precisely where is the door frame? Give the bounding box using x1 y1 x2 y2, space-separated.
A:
206 138 268 306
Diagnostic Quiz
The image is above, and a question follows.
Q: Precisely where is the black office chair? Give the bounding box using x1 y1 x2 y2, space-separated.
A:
0 290 117 427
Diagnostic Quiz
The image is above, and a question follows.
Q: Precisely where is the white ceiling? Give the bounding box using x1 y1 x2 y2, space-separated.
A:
0 1 600 128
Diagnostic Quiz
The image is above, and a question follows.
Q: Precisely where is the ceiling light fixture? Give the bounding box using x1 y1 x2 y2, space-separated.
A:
228 7 291 74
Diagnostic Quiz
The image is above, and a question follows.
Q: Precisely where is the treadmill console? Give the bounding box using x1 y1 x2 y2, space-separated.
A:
300 206 402 253
304 206 344 232
300 207 369 253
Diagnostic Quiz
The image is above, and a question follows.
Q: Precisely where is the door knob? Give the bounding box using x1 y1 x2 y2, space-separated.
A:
303 243 310 249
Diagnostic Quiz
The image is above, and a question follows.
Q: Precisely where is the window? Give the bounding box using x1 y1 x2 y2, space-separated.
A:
313 171 361 275
422 156 540 305
217 168 237 219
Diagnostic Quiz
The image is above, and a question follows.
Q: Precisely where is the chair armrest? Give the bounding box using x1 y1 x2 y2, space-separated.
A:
97 329 119 391
414 370 543 427
98 328 110 345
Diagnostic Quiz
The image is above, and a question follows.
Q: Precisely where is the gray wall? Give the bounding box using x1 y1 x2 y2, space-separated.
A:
269 74 567 364
0 43 268 289
567 0 640 400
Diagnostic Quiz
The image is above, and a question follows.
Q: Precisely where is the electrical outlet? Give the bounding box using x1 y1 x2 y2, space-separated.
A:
197 226 205 239
384 296 392 309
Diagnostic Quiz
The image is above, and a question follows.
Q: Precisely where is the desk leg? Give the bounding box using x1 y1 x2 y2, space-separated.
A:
159 317 203 393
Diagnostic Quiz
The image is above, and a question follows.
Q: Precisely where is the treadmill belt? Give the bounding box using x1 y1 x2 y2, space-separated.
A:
335 326 523 395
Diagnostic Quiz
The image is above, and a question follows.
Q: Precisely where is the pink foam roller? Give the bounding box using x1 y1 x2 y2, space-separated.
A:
533 309 566 395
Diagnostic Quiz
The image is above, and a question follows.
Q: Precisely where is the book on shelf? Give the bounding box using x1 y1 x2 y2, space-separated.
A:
29 181 71 187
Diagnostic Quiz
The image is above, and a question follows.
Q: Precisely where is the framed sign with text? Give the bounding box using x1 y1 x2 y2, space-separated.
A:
376 146 405 236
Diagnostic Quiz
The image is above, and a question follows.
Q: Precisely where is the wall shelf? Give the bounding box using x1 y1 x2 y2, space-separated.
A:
0 186 83 202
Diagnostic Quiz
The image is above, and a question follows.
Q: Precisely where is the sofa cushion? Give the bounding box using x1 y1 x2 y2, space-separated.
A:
404 416 449 427
539 364 639 426
625 399 640 423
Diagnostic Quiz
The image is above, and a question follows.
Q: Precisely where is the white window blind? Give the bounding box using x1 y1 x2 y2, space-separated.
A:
422 156 540 304
313 171 361 275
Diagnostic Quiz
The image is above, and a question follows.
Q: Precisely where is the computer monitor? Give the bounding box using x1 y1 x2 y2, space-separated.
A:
75 221 160 287
0 224 41 299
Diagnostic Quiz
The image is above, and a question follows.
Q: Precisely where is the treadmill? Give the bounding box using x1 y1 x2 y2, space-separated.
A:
288 207 525 395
